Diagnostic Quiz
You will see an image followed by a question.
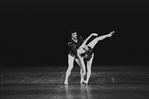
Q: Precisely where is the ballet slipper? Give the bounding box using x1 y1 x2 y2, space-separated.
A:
83 80 88 85
80 76 85 84
64 81 68 84
80 78 84 84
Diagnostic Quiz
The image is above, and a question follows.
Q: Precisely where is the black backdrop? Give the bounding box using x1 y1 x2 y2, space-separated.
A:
1 0 149 68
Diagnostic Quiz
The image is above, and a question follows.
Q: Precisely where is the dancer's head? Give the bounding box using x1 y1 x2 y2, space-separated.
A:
70 29 77 41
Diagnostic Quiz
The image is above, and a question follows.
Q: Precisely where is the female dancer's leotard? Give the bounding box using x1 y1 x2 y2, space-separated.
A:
81 46 93 61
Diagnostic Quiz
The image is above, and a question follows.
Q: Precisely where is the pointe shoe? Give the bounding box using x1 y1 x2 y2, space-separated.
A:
80 79 84 84
108 31 115 37
80 77 85 84
83 80 88 85
110 31 115 36
111 31 115 34
64 81 68 84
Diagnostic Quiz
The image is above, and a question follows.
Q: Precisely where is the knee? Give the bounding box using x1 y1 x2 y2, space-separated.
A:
66 68 72 75
68 65 73 71
87 65 91 71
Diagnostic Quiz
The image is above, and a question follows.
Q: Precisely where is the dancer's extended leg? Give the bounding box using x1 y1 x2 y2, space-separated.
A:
64 54 75 84
84 53 94 84
87 31 115 49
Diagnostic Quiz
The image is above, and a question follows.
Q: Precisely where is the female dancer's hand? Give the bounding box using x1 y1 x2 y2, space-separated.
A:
91 33 98 36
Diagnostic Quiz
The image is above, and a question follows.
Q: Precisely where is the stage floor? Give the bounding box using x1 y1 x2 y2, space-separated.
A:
1 66 149 99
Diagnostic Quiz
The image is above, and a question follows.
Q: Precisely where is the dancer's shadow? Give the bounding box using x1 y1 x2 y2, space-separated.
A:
64 84 92 99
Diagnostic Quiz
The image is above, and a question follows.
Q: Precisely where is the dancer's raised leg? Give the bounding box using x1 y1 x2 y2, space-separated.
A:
87 31 115 49
84 53 94 84
64 54 75 84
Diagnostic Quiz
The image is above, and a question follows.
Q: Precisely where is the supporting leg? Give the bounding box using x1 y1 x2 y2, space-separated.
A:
79 57 86 83
75 58 84 84
64 54 75 84
77 53 86 83
84 53 94 84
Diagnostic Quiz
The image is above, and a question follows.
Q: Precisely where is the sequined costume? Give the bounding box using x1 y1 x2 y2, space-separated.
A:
68 36 84 58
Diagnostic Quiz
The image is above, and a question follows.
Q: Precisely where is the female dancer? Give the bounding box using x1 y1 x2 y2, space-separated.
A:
77 31 115 84
64 30 115 84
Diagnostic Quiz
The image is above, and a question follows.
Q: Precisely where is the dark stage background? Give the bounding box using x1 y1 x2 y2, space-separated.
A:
1 0 149 68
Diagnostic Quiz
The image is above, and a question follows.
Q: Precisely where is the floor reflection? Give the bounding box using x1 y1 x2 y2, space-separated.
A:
64 85 74 99
64 84 92 99
81 84 92 99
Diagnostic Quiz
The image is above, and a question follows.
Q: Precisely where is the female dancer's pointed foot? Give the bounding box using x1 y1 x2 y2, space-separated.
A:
83 80 88 85
80 79 84 84
80 77 85 84
108 31 115 37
